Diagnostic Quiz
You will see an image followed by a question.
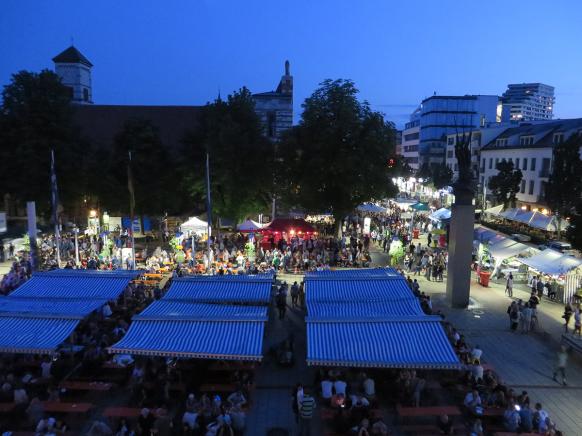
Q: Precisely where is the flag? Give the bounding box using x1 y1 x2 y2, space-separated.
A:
205 152 213 230
127 151 136 218
50 149 60 239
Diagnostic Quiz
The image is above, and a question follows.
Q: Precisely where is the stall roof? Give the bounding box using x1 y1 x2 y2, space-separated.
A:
307 300 425 321
180 216 208 233
357 203 387 213
236 219 264 232
10 271 137 300
487 239 534 260
429 208 451 221
261 218 316 234
109 320 265 361
135 301 268 321
516 250 582 276
305 277 414 303
164 278 272 303
498 208 569 232
0 297 104 319
305 268 399 279
0 317 79 354
307 318 460 369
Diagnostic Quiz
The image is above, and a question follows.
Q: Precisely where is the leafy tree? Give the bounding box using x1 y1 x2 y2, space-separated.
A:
488 160 523 208
431 164 453 189
0 70 90 214
181 88 274 222
566 201 582 250
546 133 582 216
277 79 398 228
102 118 174 215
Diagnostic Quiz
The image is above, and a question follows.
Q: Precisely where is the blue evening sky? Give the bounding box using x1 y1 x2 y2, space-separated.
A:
1 0 581 127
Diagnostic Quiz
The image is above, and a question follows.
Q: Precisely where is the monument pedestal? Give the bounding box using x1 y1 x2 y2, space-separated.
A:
446 203 474 308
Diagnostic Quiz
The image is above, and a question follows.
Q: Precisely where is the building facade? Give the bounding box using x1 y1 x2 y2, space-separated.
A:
501 83 555 122
419 94 500 167
479 118 582 208
400 107 421 170
252 60 293 140
52 46 93 104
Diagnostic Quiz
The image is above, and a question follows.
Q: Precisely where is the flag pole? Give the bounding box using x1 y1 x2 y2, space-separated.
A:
50 149 62 267
205 152 212 271
128 151 136 270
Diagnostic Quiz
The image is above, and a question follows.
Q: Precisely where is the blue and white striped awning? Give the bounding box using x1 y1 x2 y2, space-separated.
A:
307 318 460 369
109 320 265 360
306 278 413 303
135 301 268 321
0 317 80 354
10 271 137 300
164 278 272 303
307 300 425 321
305 268 399 279
0 297 104 319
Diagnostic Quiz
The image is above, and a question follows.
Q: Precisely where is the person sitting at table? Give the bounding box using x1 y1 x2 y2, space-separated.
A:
321 376 333 402
519 402 534 433
463 388 483 415
35 416 56 434
353 418 371 436
138 408 155 435
470 361 484 383
503 402 521 432
470 345 483 364
115 418 134 436
330 392 346 408
229 404 246 434
182 406 200 432
362 374 375 399
26 396 44 427
470 418 484 436
334 377 347 397
54 417 68 435
370 417 388 436
227 390 247 408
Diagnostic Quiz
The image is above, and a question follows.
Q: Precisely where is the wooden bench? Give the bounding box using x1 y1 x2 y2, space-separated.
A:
60 381 113 391
482 407 505 417
41 402 94 413
397 405 462 417
400 424 466 435
104 407 141 418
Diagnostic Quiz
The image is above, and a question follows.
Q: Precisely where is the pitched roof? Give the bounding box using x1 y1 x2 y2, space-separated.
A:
52 46 93 67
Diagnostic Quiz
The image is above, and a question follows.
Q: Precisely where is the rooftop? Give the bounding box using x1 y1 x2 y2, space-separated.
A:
52 46 93 67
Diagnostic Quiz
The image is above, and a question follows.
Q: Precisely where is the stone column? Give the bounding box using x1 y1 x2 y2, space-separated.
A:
446 201 475 308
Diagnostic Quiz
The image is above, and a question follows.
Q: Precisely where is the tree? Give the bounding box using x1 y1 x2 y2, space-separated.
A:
101 118 175 215
277 79 398 228
0 70 90 214
566 201 582 250
431 164 453 190
488 160 523 208
181 88 274 222
546 133 582 217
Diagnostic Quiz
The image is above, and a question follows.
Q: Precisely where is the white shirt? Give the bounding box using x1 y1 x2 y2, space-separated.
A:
321 380 333 399
463 392 481 407
363 378 375 396
472 364 484 381
14 388 28 404
333 380 347 396
471 348 483 361
182 411 198 429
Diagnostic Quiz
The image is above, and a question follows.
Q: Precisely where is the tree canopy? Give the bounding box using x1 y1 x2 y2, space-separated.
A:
0 70 90 213
277 79 398 223
488 160 523 208
181 88 274 222
546 133 582 216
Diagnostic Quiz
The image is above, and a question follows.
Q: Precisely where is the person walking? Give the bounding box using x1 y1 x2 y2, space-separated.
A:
298 387 316 436
505 273 514 297
552 346 568 386
290 282 299 308
276 290 287 320
574 306 581 336
563 303 573 333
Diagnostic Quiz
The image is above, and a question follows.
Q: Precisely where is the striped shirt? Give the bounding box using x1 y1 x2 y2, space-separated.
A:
299 395 316 418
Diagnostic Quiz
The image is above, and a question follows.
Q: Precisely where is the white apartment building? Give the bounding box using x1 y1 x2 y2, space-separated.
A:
400 107 421 170
479 119 582 208
501 83 555 122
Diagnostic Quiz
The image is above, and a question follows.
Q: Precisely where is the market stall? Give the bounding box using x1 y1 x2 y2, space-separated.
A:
236 219 264 232
180 216 208 235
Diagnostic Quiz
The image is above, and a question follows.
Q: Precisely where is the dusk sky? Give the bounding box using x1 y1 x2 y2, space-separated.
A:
2 0 581 127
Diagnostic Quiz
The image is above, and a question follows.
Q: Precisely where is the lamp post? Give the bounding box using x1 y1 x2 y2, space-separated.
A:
73 227 80 265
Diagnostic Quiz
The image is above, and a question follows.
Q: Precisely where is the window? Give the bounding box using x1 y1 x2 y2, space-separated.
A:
553 133 564 144
481 158 485 167
447 150 453 158
541 158 551 177
83 88 89 102
530 158 536 171
529 180 535 195
520 180 526 194
515 158 520 169
522 158 528 170
447 137 455 145
520 136 534 146
489 158 493 169
496 138 507 146
267 112 276 138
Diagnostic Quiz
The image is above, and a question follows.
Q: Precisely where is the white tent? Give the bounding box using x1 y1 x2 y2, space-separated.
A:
517 250 582 276
499 208 569 232
180 216 208 234
237 219 263 232
357 203 387 213
429 208 451 221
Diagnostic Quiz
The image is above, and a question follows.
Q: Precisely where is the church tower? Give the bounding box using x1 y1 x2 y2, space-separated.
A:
52 46 93 104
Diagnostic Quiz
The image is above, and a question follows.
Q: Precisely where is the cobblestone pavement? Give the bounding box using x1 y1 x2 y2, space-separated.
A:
369 237 582 436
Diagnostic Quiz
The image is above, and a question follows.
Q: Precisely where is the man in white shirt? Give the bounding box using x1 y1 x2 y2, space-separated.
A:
470 345 483 363
321 378 333 400
333 379 347 396
463 388 482 414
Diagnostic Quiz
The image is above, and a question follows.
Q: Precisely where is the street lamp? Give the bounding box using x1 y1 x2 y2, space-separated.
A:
73 227 80 265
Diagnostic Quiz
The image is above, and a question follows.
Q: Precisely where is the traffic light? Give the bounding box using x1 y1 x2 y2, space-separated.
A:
387 157 396 168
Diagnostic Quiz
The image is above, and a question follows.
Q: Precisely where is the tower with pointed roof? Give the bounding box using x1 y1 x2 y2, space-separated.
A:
52 46 93 104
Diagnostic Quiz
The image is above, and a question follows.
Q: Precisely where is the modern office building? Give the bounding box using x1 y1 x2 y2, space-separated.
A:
501 83 555 122
479 118 582 208
400 107 421 170
418 94 500 167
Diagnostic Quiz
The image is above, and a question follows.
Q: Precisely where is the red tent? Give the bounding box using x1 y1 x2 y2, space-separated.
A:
261 218 316 235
